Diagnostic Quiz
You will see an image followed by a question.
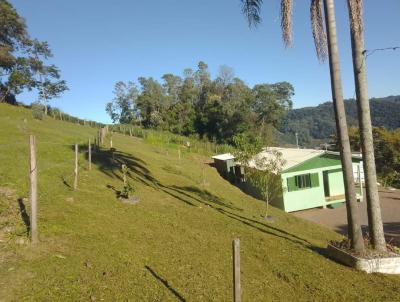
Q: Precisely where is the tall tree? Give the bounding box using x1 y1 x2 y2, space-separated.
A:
0 0 30 101
106 81 138 124
252 82 294 128
323 0 364 252
0 0 67 107
162 73 182 105
136 77 166 128
176 73 198 135
347 0 386 251
30 40 68 115
216 65 235 87
239 0 365 251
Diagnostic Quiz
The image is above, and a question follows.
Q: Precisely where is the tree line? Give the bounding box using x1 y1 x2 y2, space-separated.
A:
106 62 294 144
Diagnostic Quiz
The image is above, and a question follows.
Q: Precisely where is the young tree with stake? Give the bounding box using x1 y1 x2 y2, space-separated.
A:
234 134 285 220
247 150 286 220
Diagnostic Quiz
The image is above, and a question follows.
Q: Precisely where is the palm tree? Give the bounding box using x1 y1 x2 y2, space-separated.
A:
346 0 386 251
239 0 365 252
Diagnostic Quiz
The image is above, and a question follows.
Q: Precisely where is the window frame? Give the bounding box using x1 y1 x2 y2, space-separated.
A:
295 173 312 190
287 172 319 192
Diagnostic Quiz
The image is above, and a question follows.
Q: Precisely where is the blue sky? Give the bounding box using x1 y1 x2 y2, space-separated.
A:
11 0 400 123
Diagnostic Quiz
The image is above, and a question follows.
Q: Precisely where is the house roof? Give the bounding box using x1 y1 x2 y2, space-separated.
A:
248 147 325 171
326 150 362 160
212 148 362 172
211 153 235 161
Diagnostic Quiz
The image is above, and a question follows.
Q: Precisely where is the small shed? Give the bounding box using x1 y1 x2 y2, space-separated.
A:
211 153 236 179
212 148 364 212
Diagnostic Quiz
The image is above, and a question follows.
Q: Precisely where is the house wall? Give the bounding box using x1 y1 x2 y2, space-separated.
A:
214 158 235 180
279 154 364 212
214 159 226 175
281 162 363 212
237 174 285 210
281 167 329 212
213 153 363 213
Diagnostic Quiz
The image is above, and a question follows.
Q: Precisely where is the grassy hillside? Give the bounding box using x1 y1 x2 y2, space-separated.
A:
0 103 399 301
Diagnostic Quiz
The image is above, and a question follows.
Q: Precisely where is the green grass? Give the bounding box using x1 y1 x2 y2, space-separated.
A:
0 103 399 301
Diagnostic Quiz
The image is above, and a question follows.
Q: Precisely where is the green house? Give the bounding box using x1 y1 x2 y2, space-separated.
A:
212 148 364 212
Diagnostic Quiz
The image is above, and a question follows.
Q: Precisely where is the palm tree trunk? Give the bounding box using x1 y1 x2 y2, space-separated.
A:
347 0 386 251
323 0 364 252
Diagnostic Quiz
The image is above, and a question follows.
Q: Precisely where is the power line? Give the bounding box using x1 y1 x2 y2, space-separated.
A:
350 46 400 100
363 46 400 59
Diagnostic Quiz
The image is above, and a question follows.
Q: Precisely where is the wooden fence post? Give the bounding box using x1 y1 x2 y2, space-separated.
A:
29 135 38 244
74 144 78 190
100 128 104 146
358 164 363 200
202 164 206 187
110 134 113 149
88 139 92 171
233 238 241 302
178 148 181 161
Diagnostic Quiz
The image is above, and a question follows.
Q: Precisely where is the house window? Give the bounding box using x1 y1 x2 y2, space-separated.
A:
287 173 319 192
295 174 312 189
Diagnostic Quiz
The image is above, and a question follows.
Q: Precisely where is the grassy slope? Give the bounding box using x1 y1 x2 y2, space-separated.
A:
0 104 399 302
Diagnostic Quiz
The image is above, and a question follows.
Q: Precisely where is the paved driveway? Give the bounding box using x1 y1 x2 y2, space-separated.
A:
293 188 400 245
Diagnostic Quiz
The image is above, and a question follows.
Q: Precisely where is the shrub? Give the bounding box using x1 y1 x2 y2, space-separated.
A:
31 102 44 120
119 164 135 199
119 182 135 199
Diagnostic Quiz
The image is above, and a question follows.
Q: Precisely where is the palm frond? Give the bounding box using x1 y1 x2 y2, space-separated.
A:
310 0 328 62
240 0 263 27
347 0 364 39
281 0 293 47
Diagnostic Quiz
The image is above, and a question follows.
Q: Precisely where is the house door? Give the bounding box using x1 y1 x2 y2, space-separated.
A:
323 169 345 199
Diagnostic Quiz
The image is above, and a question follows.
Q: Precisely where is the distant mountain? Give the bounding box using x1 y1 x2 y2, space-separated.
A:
280 95 400 145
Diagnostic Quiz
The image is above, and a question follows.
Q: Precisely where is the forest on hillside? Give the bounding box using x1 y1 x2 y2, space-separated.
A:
280 95 400 145
106 62 294 145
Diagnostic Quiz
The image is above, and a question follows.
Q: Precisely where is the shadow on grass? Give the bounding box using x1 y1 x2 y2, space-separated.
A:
76 144 155 185
167 185 313 249
106 184 121 199
216 208 313 247
17 198 30 235
76 144 317 251
172 186 242 211
61 176 72 189
145 266 186 302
